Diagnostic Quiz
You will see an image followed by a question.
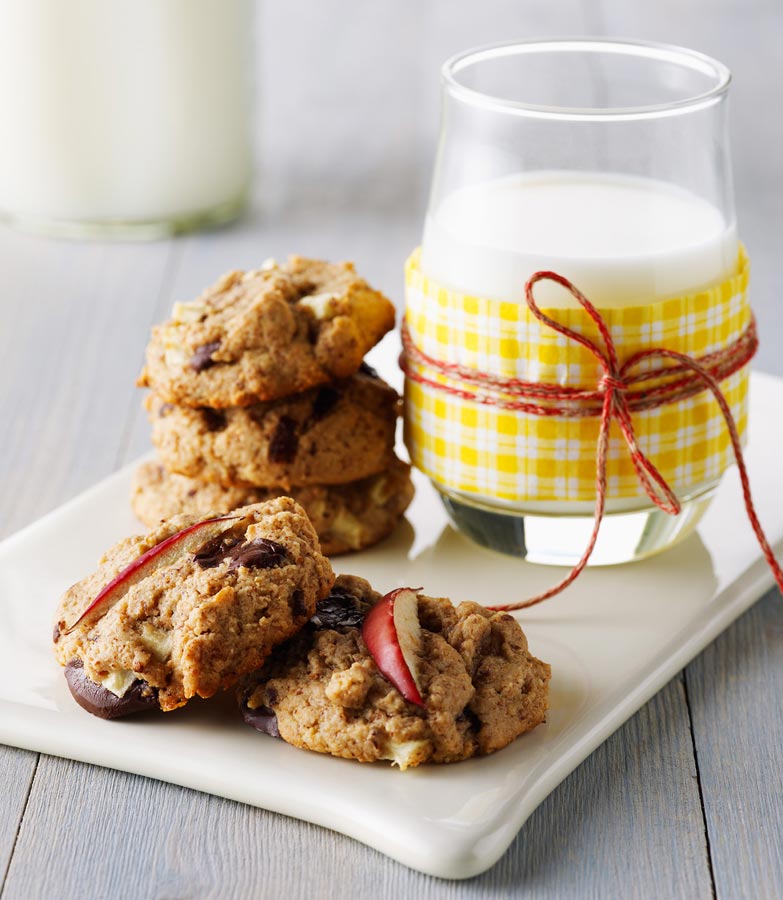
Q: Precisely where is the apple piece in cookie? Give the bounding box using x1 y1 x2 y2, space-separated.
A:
63 514 241 633
361 587 425 707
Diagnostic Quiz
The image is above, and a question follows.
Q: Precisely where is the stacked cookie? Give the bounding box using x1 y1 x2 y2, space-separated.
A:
133 256 414 554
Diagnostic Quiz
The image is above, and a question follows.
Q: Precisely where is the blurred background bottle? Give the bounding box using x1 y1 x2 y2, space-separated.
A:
0 0 252 238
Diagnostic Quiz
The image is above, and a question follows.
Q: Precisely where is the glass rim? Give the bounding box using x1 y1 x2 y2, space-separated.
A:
442 38 732 121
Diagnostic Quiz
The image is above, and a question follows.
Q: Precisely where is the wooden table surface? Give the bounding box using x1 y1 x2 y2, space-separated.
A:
1 3 782 897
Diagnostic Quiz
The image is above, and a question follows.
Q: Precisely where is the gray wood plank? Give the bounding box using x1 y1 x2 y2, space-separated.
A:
1 677 709 900
685 588 783 900
482 674 712 899
0 750 37 891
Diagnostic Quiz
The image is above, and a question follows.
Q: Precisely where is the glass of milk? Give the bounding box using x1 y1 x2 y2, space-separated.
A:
0 0 252 238
411 40 741 564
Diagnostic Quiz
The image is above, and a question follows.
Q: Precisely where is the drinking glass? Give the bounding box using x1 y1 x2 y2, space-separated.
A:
405 39 748 565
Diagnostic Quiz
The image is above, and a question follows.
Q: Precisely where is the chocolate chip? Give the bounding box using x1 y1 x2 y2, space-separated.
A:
52 622 62 643
201 408 227 432
309 386 339 424
64 659 158 719
189 340 221 373
268 416 298 464
359 361 379 379
247 406 267 427
158 402 174 418
290 589 307 618
310 589 366 629
193 532 244 567
266 686 278 706
194 535 290 571
241 700 281 738
458 706 483 734
296 280 317 299
227 538 290 571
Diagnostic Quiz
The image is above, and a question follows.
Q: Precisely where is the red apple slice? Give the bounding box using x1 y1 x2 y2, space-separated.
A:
362 587 425 707
64 515 240 634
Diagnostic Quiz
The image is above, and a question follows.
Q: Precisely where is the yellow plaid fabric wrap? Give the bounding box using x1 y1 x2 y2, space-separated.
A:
403 247 751 503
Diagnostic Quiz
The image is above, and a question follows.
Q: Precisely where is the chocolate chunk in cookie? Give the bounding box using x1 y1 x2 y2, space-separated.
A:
190 340 222 373
241 702 281 738
65 659 158 719
268 416 299 465
194 535 290 571
309 588 367 629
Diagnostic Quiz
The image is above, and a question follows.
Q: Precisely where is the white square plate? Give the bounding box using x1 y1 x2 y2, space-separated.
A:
0 374 780 880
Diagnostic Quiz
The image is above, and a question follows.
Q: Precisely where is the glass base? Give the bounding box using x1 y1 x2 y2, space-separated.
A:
0 191 248 241
436 484 718 566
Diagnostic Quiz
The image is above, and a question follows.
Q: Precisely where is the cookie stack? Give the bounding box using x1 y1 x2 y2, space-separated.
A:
132 256 414 554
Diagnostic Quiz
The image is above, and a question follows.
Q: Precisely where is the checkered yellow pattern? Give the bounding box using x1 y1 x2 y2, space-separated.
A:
403 247 751 503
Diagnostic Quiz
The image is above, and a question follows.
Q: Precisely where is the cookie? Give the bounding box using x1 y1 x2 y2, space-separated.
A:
131 458 414 556
146 367 399 489
138 257 396 408
53 498 334 715
239 575 551 768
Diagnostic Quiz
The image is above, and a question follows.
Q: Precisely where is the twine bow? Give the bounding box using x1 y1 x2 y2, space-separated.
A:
400 270 783 612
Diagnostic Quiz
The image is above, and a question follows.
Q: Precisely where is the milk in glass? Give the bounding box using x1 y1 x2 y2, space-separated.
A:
422 171 737 308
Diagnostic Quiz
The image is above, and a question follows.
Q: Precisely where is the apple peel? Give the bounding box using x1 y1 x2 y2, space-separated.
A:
64 515 241 634
362 587 426 708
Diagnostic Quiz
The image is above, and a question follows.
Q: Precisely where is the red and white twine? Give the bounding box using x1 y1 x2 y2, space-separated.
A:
400 269 783 612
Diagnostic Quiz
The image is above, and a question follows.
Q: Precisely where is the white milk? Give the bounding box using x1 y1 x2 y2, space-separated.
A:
0 0 251 227
420 171 739 514
422 171 737 307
